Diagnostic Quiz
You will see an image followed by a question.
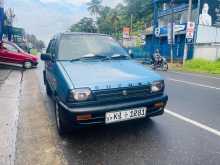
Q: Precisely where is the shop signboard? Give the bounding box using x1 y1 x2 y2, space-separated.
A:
123 27 130 39
186 22 195 43
167 23 175 44
155 27 160 37
199 0 220 27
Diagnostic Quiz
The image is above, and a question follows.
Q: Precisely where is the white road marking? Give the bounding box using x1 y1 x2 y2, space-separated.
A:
169 71 220 80
168 78 220 90
165 109 220 137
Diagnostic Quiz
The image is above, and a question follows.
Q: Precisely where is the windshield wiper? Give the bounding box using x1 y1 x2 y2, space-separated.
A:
110 54 129 60
70 54 109 62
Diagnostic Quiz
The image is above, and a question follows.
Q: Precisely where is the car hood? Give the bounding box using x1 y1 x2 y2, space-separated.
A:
25 53 38 59
60 60 162 90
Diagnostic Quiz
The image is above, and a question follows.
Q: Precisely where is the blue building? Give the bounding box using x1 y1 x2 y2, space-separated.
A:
144 0 220 62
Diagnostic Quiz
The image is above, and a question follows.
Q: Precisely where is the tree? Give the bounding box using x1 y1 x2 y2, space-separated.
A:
110 9 120 33
25 34 45 51
87 0 102 16
70 17 97 33
71 0 153 37
124 0 152 23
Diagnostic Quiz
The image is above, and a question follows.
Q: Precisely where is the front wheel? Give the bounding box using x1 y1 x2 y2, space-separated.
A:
55 101 71 136
151 64 156 70
23 61 32 69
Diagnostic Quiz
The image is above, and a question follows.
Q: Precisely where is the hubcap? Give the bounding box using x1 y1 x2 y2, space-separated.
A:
24 62 32 69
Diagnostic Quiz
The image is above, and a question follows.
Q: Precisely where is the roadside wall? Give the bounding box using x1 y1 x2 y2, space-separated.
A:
194 44 220 61
194 25 220 61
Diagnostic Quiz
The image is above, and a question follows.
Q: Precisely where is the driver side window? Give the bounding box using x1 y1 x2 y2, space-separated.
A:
46 39 56 58
3 43 19 53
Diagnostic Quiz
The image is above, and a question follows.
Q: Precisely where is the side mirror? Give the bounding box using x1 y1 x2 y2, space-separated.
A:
41 53 52 61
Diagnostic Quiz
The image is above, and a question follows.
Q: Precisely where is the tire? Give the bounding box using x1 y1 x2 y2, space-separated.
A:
55 101 71 136
151 64 156 70
23 61 32 69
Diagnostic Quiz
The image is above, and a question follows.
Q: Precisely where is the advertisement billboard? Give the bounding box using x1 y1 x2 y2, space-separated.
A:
199 0 220 27
186 22 195 43
123 27 130 39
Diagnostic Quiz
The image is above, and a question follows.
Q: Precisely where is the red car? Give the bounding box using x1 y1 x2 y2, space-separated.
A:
0 41 38 69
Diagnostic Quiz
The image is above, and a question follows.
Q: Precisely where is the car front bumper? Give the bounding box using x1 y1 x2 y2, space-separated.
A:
58 94 168 128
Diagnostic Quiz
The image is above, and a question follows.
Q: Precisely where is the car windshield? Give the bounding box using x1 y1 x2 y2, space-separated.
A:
13 43 25 53
58 35 128 61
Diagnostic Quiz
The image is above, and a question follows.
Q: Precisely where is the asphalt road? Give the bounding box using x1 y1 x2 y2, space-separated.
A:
14 62 220 165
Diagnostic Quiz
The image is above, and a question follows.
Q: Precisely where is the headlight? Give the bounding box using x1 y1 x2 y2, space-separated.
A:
68 88 93 102
151 81 164 93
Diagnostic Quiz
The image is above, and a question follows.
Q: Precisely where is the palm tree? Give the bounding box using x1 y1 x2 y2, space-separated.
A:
110 10 120 34
87 0 102 16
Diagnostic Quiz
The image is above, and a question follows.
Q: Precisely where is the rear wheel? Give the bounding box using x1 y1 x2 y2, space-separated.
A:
162 63 168 71
23 61 32 69
55 101 71 136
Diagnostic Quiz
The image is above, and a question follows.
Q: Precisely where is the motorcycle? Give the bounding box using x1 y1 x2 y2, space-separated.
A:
151 56 168 71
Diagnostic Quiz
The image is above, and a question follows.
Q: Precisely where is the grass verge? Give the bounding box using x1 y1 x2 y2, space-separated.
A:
171 59 220 75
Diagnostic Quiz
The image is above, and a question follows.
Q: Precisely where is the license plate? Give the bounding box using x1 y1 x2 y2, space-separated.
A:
105 107 147 124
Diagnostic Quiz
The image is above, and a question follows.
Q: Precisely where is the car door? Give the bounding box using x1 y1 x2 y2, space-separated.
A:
45 39 57 93
0 43 24 64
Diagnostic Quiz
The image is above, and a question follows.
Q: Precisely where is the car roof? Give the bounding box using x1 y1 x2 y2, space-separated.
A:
61 32 109 36
52 32 111 40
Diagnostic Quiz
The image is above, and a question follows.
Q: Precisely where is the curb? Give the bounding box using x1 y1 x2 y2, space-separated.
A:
0 70 22 165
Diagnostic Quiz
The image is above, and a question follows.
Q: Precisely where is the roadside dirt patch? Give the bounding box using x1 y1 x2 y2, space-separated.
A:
15 70 66 165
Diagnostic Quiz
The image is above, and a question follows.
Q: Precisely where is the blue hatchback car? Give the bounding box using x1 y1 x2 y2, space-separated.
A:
41 33 168 135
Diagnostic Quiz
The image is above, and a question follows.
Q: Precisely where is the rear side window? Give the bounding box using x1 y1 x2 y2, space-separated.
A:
46 39 57 57
46 40 54 54
3 43 19 53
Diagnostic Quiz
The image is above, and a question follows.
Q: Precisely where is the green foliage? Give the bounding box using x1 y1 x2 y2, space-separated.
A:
30 49 39 55
70 17 97 33
125 0 152 23
70 0 152 36
87 0 103 16
182 59 220 75
26 34 45 51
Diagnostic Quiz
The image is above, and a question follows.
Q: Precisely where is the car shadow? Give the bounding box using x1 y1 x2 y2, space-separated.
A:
0 64 24 71
56 117 164 165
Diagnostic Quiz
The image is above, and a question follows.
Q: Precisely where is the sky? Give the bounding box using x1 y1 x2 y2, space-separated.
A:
5 0 122 44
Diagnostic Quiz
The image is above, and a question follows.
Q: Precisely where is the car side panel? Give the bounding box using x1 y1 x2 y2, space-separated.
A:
0 49 32 64
45 61 73 103
0 49 22 63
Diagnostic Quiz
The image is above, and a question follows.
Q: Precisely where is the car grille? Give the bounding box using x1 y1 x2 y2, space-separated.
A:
93 85 152 103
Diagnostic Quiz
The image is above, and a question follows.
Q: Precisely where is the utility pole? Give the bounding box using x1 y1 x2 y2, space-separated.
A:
6 8 15 41
183 0 193 63
0 0 4 42
170 0 174 64
130 14 133 34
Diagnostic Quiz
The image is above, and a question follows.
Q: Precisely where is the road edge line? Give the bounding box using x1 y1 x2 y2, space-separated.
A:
169 71 220 80
168 78 220 90
165 109 220 137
